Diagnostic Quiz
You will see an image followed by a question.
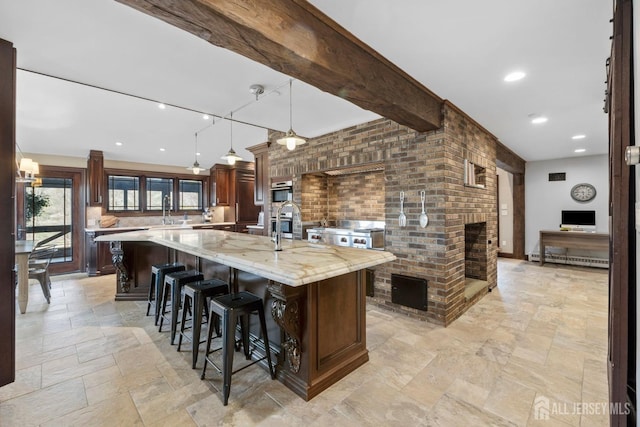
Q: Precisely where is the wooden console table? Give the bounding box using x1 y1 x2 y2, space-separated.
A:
539 230 609 266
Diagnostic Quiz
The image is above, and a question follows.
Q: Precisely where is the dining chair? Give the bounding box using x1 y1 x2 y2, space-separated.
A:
27 246 56 303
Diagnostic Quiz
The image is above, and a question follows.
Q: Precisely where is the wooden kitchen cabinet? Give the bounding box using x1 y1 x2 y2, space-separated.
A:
246 142 270 206
247 142 270 236
233 165 260 224
87 150 104 206
210 161 260 231
210 164 230 206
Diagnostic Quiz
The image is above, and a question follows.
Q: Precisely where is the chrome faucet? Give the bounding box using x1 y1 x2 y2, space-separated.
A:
274 200 301 251
162 195 173 225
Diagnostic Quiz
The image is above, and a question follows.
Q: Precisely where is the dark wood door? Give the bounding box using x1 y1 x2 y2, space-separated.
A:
16 166 85 274
607 1 635 425
0 38 16 387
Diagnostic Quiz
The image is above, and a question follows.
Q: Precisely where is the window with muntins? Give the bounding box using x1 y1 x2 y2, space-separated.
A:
108 176 140 211
146 177 173 211
178 179 203 210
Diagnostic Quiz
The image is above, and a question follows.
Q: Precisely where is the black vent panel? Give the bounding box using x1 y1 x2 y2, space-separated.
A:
391 274 428 311
548 172 566 181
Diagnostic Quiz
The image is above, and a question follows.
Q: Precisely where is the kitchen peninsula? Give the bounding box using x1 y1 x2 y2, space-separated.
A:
95 228 395 400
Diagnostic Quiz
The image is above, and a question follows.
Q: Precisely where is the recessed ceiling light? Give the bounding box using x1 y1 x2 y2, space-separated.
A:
571 134 586 140
196 152 201 156
115 141 123 146
158 103 166 109
160 148 166 152
574 148 586 153
202 114 209 120
531 116 548 124
504 71 526 82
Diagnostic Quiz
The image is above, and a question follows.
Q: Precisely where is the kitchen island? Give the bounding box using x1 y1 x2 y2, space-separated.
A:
85 222 235 299
95 228 395 401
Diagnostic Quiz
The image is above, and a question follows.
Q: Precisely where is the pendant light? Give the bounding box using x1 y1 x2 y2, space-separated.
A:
187 132 201 175
221 112 243 165
277 79 306 151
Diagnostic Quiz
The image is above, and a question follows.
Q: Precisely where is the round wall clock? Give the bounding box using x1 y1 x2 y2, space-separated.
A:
570 183 596 202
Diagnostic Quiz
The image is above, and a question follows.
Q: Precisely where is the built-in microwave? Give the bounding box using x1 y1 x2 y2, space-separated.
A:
271 180 293 203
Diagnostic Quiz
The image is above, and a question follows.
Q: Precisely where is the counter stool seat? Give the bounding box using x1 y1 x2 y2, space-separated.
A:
146 262 185 325
177 278 229 368
158 269 203 344
201 291 275 406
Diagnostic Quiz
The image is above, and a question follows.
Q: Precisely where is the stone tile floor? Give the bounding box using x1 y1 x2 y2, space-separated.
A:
0 259 609 426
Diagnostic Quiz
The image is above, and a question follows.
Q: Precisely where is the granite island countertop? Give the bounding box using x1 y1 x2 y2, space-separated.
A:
95 228 395 287
85 222 236 233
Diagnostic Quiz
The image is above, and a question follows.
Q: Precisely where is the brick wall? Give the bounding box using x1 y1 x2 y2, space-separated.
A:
267 103 497 326
297 171 386 225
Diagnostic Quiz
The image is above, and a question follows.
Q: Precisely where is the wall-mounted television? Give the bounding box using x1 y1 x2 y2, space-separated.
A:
561 210 596 227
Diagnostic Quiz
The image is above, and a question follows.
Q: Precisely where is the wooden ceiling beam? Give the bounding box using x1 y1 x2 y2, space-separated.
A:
116 0 443 132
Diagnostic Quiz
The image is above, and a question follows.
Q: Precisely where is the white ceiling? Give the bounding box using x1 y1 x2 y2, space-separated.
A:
0 0 612 170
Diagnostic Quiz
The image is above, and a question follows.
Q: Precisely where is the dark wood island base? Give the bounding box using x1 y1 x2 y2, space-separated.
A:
267 270 368 401
108 240 369 401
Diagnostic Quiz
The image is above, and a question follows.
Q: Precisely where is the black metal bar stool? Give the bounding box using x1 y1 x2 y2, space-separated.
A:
177 278 229 368
146 262 186 325
158 269 203 344
201 291 275 406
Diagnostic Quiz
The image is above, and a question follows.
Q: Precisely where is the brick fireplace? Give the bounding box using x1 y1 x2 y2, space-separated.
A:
268 102 497 326
464 222 490 305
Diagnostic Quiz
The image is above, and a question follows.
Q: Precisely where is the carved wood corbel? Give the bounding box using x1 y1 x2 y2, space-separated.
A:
267 281 304 373
110 241 130 293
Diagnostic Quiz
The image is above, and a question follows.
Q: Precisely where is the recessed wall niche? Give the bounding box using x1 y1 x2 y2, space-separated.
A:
464 159 486 188
300 169 386 224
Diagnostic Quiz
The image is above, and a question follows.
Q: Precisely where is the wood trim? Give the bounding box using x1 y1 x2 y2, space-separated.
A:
495 137 526 261
512 172 526 260
115 0 443 132
495 140 526 175
607 1 634 425
497 252 514 259
0 37 16 387
104 166 210 214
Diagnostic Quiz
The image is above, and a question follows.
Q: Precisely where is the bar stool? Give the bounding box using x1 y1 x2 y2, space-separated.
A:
201 291 275 406
177 278 229 368
158 269 203 344
146 262 186 325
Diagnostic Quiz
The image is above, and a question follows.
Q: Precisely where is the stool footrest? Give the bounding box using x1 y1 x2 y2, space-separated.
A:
200 291 275 405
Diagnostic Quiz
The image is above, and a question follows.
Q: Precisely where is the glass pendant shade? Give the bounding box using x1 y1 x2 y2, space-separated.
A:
276 79 306 150
191 160 201 175
221 112 242 165
187 133 202 174
221 147 242 165
278 129 306 151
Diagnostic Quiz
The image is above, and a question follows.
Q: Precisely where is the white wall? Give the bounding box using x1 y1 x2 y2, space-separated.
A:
524 154 609 255
497 167 514 253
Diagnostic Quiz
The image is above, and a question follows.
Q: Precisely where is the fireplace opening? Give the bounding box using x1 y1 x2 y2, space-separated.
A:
464 222 488 301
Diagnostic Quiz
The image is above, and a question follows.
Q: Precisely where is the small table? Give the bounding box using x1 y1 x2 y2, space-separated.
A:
15 240 35 313
539 230 609 266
